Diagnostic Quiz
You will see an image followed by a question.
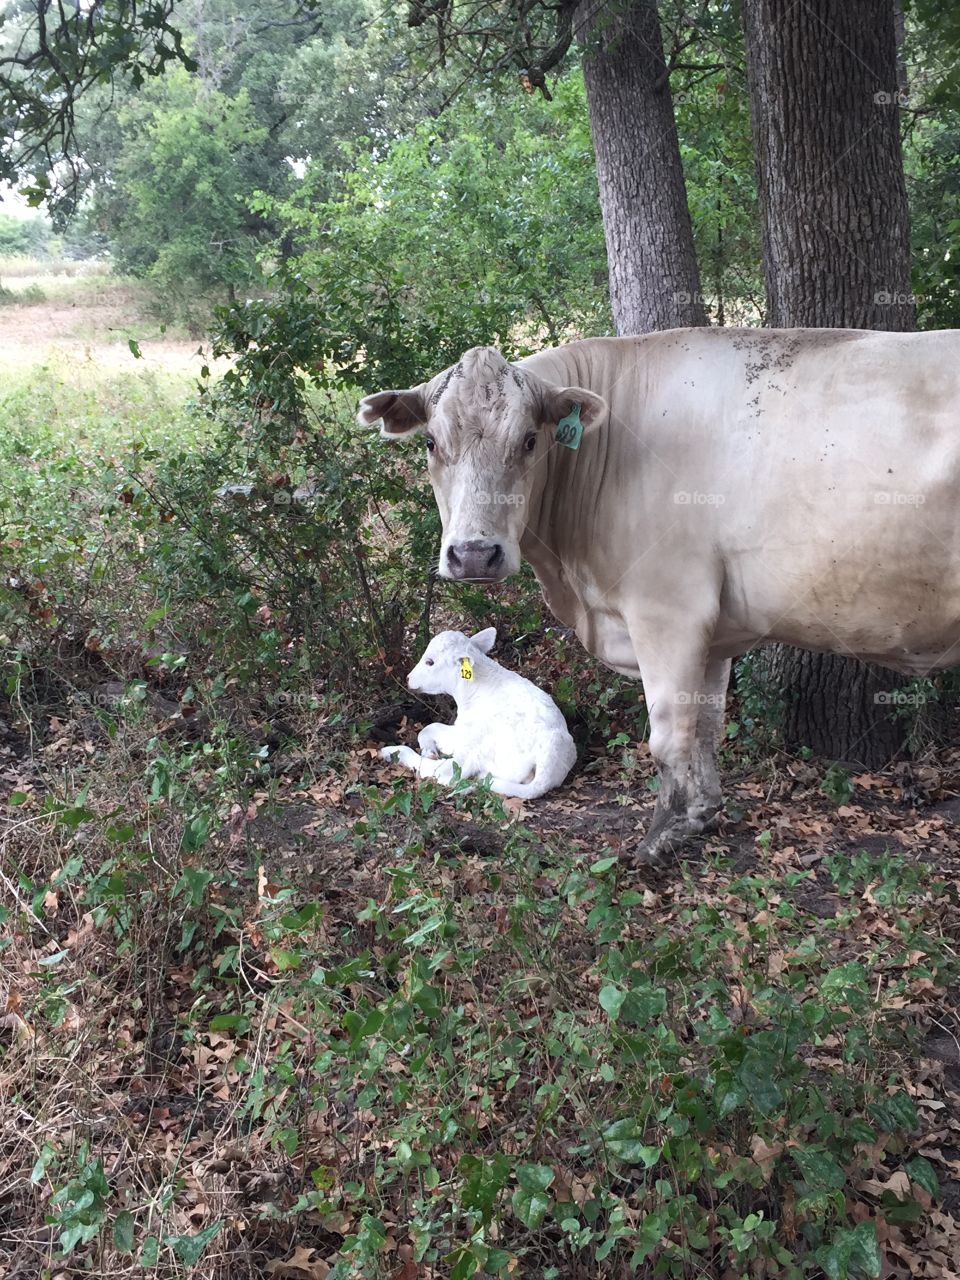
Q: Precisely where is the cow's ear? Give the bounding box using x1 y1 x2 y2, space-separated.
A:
539 385 607 433
357 388 429 438
471 626 497 654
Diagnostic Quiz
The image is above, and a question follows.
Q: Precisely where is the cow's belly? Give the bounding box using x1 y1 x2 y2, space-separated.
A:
719 545 960 673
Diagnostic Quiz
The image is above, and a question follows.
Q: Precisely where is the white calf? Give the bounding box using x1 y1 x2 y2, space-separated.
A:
381 628 576 799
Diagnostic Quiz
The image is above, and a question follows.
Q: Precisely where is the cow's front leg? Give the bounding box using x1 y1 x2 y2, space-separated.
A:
629 644 716 866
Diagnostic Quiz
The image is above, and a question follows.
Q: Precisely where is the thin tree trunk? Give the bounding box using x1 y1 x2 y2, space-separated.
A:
743 0 916 768
576 0 707 333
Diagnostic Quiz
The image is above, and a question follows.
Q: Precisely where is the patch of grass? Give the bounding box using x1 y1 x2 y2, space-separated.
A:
0 254 110 279
0 358 200 461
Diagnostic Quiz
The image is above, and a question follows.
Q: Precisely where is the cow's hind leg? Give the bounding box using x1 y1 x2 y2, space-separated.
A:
629 645 721 866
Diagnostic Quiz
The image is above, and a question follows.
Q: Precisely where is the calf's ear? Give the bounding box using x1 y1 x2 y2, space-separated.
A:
357 388 429 438
539 384 607 433
471 627 497 654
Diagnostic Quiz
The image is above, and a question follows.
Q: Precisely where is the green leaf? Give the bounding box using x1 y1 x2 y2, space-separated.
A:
511 1184 551 1229
869 1091 918 1134
208 1014 249 1033
818 1220 881 1280
460 1153 510 1217
790 1146 847 1191
737 1058 783 1116
449 1244 480 1280
602 1120 661 1166
821 961 867 999
168 1219 223 1265
599 984 625 1019
515 1163 554 1193
620 982 667 1025
128 338 142 359
113 1210 135 1253
139 1236 159 1266
906 1156 939 1196
7 791 28 806
590 856 618 875
715 1082 748 1118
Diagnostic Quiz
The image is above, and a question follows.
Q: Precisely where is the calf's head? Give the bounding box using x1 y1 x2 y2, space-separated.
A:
406 627 498 695
358 346 605 582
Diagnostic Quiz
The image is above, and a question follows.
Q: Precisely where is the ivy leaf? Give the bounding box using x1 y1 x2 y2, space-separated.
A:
168 1219 223 1265
113 1210 135 1253
818 1220 881 1280
790 1146 846 1191
599 984 625 1020
511 1165 554 1229
602 1120 661 1166
906 1156 939 1197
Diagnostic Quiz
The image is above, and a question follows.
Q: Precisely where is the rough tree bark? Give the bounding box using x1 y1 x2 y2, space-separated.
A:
575 0 707 333
742 0 916 767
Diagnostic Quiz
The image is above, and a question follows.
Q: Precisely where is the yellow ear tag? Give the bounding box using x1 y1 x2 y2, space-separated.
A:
459 657 474 680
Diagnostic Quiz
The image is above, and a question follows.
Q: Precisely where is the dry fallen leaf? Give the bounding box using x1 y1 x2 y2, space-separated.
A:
265 1246 330 1278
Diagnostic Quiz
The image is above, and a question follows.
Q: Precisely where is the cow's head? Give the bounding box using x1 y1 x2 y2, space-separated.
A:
357 346 605 582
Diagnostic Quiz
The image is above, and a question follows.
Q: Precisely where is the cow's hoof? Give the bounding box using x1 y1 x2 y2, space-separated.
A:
627 810 717 867
625 828 683 867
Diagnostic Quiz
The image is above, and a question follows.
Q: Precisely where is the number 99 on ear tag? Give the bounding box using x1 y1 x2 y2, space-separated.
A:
555 403 583 450
460 657 474 680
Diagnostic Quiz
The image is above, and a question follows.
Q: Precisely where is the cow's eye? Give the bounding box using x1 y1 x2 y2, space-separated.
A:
523 433 537 453
425 437 435 453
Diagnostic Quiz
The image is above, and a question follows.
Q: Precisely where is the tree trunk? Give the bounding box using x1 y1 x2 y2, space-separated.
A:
743 0 916 768
576 0 707 333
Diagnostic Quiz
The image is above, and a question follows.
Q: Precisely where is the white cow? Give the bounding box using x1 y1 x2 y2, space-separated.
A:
380 627 577 799
359 329 960 862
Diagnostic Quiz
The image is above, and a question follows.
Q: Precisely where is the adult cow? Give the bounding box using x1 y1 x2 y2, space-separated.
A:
359 330 960 862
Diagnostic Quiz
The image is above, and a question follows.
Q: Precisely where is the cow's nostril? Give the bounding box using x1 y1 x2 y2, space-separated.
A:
447 545 463 571
485 544 504 572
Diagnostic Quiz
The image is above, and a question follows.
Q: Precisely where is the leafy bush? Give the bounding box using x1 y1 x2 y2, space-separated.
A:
255 76 610 392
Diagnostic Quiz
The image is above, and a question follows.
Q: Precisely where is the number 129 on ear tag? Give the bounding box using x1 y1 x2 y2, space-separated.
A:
555 403 583 450
460 657 474 680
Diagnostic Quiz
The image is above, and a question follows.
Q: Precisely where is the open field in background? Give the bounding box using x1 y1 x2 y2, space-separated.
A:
0 261 223 379
1 265 960 1279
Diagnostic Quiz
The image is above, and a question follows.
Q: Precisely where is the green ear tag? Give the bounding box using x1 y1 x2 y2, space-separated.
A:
555 403 583 450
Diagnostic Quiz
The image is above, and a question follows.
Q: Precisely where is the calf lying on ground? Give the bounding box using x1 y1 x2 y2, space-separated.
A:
381 627 576 799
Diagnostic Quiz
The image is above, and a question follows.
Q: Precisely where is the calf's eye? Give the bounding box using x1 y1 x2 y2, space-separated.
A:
425 658 434 666
524 433 537 453
425 437 436 453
